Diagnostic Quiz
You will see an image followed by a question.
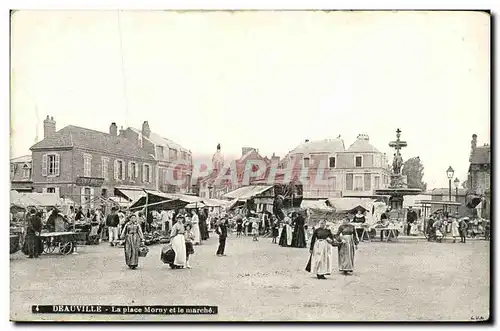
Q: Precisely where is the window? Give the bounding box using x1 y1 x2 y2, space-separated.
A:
128 162 138 180
83 153 92 177
10 164 15 178
303 157 310 168
114 160 125 180
143 164 152 183
329 157 336 168
374 155 381 167
330 176 337 190
374 175 380 189
346 173 353 190
101 157 109 180
101 188 108 198
170 149 178 161
42 153 60 177
364 173 371 191
22 165 30 178
156 146 164 160
47 187 56 193
354 175 363 191
355 156 363 168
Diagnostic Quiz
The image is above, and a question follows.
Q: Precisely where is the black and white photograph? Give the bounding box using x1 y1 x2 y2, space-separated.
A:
8 9 491 322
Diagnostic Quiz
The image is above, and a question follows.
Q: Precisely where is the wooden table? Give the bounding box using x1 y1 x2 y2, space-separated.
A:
378 228 399 242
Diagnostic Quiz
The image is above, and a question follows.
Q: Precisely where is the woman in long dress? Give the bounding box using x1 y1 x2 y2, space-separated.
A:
120 214 144 270
278 217 293 247
170 215 187 269
190 210 201 245
24 209 42 258
306 220 335 279
336 218 359 275
291 212 307 248
451 217 460 243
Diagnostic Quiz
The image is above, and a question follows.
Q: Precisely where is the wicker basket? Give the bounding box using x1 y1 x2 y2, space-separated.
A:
138 245 149 257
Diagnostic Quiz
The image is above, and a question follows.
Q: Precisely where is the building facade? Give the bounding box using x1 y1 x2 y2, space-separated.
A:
120 121 193 194
30 117 158 206
10 155 33 192
198 145 268 199
466 134 491 219
275 134 391 199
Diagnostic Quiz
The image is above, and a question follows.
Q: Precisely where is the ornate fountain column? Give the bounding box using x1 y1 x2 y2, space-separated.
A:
375 129 421 213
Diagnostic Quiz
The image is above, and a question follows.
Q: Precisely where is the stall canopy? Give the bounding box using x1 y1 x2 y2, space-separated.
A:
129 190 204 211
185 198 230 209
223 185 273 201
10 191 61 207
326 198 375 214
114 187 147 202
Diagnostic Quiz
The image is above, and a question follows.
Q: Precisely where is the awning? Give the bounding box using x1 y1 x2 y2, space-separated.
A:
128 190 200 211
301 199 333 211
326 198 375 213
223 185 272 200
10 191 61 207
114 188 147 202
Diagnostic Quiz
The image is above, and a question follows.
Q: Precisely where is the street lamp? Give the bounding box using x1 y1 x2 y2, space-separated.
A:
445 166 454 214
454 177 460 213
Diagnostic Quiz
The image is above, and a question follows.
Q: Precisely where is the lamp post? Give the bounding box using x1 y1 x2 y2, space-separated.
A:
446 166 454 213
454 177 460 213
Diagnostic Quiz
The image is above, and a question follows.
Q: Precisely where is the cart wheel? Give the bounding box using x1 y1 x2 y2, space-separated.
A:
59 242 74 255
43 241 56 254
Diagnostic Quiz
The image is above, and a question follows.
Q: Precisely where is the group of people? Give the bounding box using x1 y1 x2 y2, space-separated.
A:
427 214 469 243
306 218 360 279
277 211 307 248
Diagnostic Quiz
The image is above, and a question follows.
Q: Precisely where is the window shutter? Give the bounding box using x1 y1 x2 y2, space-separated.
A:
42 187 47 193
42 154 48 176
149 165 153 183
80 187 85 204
55 187 60 198
128 162 132 180
346 174 353 190
364 173 371 191
114 160 118 180
121 162 126 180
55 153 60 176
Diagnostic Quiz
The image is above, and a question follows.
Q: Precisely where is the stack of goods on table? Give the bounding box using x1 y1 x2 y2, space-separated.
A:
143 231 162 246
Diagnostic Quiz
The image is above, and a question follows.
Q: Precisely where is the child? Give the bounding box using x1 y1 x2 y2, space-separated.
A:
252 218 259 241
184 223 195 268
272 219 279 244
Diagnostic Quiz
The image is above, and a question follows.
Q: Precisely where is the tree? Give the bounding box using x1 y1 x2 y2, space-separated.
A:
402 156 427 191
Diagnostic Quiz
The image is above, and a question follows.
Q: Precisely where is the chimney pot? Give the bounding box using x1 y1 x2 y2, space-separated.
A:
109 122 118 136
305 139 309 143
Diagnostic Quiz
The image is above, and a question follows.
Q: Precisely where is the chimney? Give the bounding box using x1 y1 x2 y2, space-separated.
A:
43 115 56 139
305 139 309 143
469 134 477 162
142 121 151 138
109 122 117 136
217 143 221 151
119 126 126 136
357 134 369 141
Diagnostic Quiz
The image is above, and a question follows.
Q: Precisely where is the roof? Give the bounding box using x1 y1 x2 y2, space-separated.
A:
470 146 490 165
114 187 147 202
223 185 273 200
10 155 32 163
130 128 189 153
31 126 154 160
347 137 381 153
326 198 375 212
431 188 467 196
289 139 345 155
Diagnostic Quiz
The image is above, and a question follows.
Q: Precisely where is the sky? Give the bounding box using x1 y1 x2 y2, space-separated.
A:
10 10 490 189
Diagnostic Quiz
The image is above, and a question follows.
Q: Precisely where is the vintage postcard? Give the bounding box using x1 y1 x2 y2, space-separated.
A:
9 10 490 322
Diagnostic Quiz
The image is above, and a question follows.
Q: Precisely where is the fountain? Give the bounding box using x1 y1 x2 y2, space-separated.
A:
375 129 422 214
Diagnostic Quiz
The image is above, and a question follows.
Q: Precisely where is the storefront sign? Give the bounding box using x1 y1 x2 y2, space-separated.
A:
76 177 104 187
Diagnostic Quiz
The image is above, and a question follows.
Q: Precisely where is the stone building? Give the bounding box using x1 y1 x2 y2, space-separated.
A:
30 116 157 205
274 134 391 199
466 134 491 219
10 155 33 192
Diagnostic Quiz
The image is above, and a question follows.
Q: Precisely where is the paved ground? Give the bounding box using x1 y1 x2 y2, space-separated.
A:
10 234 490 322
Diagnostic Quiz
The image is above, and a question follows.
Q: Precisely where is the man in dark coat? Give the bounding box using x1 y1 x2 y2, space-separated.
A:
215 216 228 256
24 209 42 258
406 206 418 236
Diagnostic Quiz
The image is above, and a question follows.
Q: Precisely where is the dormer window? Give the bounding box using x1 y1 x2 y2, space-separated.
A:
329 156 336 168
22 164 30 178
355 156 363 168
303 157 310 168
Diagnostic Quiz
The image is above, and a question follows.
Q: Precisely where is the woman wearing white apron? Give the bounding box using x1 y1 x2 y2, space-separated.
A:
169 216 187 269
190 210 201 245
